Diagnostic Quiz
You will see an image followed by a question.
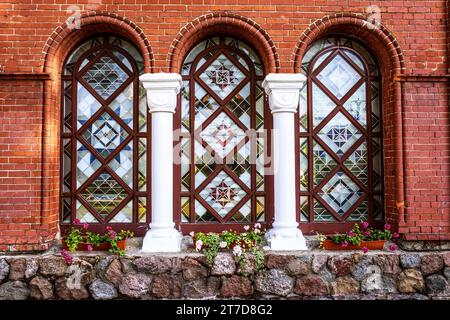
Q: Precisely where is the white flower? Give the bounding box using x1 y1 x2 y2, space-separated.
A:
219 241 227 249
189 231 195 237
254 223 261 229
195 239 203 251
254 229 260 234
232 245 242 257
243 225 250 231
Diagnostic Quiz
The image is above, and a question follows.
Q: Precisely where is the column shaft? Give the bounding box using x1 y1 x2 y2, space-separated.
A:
262 73 308 251
140 73 182 252
272 112 297 229
151 112 173 228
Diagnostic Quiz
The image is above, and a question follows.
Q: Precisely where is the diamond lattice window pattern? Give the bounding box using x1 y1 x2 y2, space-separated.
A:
318 112 362 158
320 171 361 215
199 54 245 100
200 112 246 159
80 172 127 216
317 54 361 99
82 56 129 100
82 112 129 159
199 171 247 218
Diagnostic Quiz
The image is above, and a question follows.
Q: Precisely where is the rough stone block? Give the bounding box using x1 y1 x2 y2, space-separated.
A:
255 269 293 296
397 269 425 293
294 275 329 296
133 256 172 274
421 254 444 275
220 275 253 298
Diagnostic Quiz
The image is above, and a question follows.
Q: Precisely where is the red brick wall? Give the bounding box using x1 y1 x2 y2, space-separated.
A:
0 77 57 251
0 0 449 251
399 80 450 240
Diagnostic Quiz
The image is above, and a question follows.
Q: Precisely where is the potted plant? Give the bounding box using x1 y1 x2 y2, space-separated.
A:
62 219 134 256
318 222 400 252
191 224 265 272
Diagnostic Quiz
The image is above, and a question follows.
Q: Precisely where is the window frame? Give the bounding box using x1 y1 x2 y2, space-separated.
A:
175 36 274 233
297 35 385 234
59 35 150 235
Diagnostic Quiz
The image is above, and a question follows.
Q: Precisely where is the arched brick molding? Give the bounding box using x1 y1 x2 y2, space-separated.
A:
38 12 154 247
292 13 405 74
292 13 407 235
42 11 153 74
167 12 280 74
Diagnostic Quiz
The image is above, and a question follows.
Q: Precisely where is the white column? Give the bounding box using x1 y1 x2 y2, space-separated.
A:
262 73 308 250
139 73 182 252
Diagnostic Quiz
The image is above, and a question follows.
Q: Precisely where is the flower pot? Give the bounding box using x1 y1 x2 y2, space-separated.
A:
61 239 127 251
322 239 385 250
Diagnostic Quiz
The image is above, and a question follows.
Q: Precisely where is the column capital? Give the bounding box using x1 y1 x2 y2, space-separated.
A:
139 73 183 113
262 73 306 114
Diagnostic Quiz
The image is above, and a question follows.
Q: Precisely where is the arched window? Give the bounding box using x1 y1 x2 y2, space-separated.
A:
60 35 149 234
177 37 271 232
299 36 383 233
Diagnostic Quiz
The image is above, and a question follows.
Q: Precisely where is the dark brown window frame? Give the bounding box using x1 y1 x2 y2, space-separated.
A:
60 35 150 236
175 37 274 233
297 36 385 234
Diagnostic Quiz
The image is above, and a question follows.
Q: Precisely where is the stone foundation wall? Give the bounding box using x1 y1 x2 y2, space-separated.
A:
0 251 449 300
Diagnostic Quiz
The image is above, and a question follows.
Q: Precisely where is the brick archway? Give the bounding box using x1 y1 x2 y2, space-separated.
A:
168 14 279 233
292 13 407 234
167 12 280 74
292 13 405 74
42 11 153 75
38 12 154 246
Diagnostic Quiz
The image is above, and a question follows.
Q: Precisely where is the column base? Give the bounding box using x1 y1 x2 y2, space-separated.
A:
141 226 182 252
265 227 308 251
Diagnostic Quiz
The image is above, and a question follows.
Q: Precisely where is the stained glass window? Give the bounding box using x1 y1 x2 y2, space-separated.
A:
179 37 269 229
61 35 149 233
299 36 383 229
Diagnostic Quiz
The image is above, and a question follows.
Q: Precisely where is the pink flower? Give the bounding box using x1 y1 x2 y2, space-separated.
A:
388 244 398 252
106 226 112 231
61 249 72 265
348 230 356 237
362 246 369 253
243 225 250 231
82 223 89 230
108 231 117 240
363 231 371 237
384 223 391 230
73 219 80 225
64 256 72 265
361 221 369 229
341 241 349 248
87 244 93 251
189 231 195 237
393 232 400 239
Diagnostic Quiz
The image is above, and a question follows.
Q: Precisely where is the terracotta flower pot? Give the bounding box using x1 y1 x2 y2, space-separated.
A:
61 239 127 251
322 239 385 250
